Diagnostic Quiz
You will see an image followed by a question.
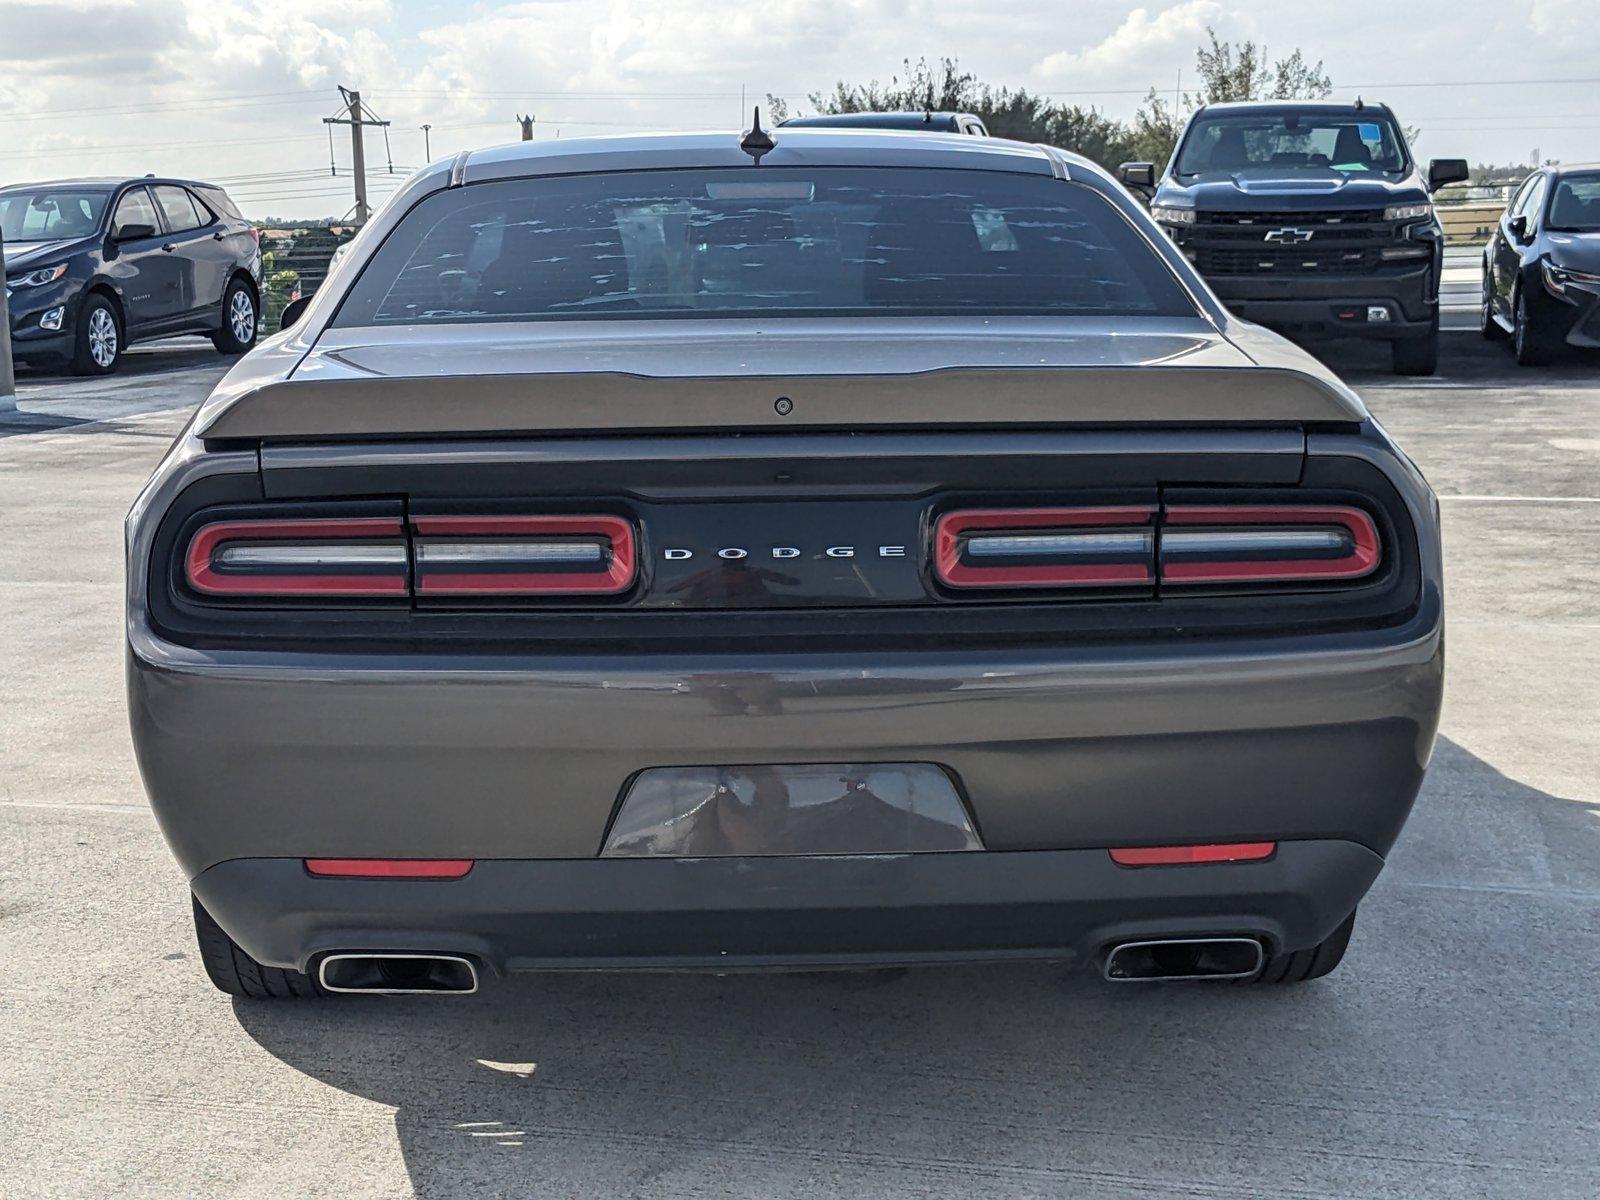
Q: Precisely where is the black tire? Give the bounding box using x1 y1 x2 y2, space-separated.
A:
1479 266 1504 341
1248 910 1356 985
191 894 325 998
1512 287 1553 367
1391 322 1439 376
69 292 122 376
211 278 259 356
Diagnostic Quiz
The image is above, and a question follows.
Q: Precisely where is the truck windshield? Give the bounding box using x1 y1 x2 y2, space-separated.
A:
332 167 1195 327
1175 113 1409 178
0 187 110 242
1547 174 1600 232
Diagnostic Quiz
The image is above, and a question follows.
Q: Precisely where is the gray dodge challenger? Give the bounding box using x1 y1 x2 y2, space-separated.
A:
126 125 1443 996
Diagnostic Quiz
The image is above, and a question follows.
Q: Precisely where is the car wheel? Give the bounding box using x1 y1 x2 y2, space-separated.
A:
212 279 259 356
1245 910 1356 985
191 894 326 998
1479 267 1503 341
1512 287 1552 367
70 294 122 376
1391 323 1439 376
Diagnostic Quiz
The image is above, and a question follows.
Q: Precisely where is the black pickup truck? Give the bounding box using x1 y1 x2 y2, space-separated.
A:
1120 101 1468 375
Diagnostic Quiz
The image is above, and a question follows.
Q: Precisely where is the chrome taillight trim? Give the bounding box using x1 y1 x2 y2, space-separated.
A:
1161 505 1381 584
935 506 1158 589
411 514 636 595
184 518 409 597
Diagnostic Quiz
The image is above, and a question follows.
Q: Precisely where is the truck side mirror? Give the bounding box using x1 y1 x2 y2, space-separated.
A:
1427 158 1469 192
1118 162 1157 192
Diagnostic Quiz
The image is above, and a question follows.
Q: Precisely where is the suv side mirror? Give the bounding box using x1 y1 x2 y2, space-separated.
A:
1508 214 1530 243
1427 158 1469 192
114 222 157 242
278 295 311 330
1118 162 1157 191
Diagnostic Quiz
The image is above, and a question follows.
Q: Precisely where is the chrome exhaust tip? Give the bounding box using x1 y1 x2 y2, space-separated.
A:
1102 937 1265 982
318 953 480 995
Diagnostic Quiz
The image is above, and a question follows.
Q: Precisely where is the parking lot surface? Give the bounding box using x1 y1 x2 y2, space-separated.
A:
2 334 1598 1198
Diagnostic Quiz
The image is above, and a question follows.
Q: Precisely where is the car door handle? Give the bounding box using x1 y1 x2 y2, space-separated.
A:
161 243 177 252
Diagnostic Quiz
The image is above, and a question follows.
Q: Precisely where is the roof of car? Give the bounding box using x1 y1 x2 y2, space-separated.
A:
0 175 220 192
1550 162 1600 176
1194 100 1396 117
451 129 1081 189
778 112 982 129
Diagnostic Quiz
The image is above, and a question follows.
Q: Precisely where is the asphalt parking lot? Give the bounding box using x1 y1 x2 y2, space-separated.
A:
2 332 1598 1198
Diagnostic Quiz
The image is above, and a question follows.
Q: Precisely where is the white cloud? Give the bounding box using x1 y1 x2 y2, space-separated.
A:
1036 1 1228 83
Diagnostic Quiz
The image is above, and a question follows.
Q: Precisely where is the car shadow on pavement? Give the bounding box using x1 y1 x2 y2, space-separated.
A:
233 736 1600 1198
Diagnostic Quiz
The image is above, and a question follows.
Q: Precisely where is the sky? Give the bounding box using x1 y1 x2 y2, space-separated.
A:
2 0 1597 220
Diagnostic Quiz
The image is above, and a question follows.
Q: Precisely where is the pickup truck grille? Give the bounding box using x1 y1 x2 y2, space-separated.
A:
1186 209 1392 275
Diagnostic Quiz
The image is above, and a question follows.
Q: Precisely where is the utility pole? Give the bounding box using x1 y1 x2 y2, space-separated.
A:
421 123 432 160
519 113 535 141
0 234 16 413
323 86 390 224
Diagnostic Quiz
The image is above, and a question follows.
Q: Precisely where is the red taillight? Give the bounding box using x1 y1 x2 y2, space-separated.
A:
934 507 1156 589
1109 842 1276 867
411 514 636 595
1160 505 1379 585
184 518 408 597
305 858 474 879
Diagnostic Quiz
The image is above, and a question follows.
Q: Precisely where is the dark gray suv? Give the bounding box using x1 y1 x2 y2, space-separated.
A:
2 176 262 374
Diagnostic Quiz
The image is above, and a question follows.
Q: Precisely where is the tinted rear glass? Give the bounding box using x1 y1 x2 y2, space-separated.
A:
332 167 1194 327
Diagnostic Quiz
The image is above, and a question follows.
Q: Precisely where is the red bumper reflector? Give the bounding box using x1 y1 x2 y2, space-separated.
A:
1109 842 1276 867
305 858 475 879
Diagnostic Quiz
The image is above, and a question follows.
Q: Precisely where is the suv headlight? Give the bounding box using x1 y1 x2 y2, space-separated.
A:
5 264 68 289
1383 203 1433 222
1150 205 1196 226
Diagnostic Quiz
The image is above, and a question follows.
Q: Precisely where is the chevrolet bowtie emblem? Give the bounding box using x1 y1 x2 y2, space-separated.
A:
1264 227 1315 244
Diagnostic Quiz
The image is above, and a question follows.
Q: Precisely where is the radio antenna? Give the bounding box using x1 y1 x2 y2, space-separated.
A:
739 106 775 165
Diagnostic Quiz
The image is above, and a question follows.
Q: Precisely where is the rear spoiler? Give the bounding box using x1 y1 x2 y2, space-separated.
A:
195 366 1367 441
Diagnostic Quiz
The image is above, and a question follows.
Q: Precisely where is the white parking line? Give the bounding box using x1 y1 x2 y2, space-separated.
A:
1438 494 1600 504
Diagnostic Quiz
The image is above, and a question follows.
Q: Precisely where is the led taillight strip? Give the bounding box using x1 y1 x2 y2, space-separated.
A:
935 507 1157 589
411 515 636 595
1161 505 1380 585
184 518 409 597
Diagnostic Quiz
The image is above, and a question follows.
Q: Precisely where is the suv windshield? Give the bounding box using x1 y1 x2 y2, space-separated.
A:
1176 112 1409 178
1547 174 1600 232
333 167 1194 327
0 187 110 242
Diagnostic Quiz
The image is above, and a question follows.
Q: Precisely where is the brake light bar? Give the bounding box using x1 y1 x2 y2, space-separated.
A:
1109 842 1276 867
184 518 408 597
935 507 1157 589
1161 505 1379 585
411 515 636 595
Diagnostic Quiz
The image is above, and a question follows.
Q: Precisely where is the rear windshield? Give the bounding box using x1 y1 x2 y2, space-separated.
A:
332 167 1194 327
1176 113 1409 178
0 187 110 242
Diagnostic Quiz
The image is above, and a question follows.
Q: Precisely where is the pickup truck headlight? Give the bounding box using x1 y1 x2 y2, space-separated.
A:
1542 259 1600 302
1150 205 1196 226
1383 203 1433 222
5 264 68 289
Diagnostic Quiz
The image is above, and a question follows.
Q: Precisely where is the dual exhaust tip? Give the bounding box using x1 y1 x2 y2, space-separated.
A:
318 953 479 995
314 940 1265 991
1102 937 1265 982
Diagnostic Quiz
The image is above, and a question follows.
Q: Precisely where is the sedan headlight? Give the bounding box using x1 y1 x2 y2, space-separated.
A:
1383 203 1433 222
1150 205 1196 226
1542 259 1600 301
5 263 68 288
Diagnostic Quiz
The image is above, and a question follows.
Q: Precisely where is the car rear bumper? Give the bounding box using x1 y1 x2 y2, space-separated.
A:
192 839 1384 974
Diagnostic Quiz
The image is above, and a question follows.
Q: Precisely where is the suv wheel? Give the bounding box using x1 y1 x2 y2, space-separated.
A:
70 294 122 376
1391 321 1439 376
1512 287 1552 367
212 279 259 356
191 894 325 998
